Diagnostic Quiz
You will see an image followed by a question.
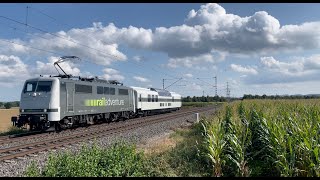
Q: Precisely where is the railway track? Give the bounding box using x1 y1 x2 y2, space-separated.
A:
0 106 216 145
0 105 218 161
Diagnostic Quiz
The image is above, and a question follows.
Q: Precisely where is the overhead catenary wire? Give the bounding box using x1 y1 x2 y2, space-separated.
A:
0 15 124 61
0 13 176 83
18 6 190 81
0 7 214 95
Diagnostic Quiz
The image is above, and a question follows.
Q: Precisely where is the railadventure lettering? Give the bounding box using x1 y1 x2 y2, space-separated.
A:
84 97 124 106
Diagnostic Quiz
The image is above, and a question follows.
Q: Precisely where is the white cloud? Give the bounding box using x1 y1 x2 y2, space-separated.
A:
133 55 142 62
34 56 81 76
190 83 202 90
101 68 124 81
0 55 30 87
242 55 320 84
167 53 217 68
230 64 258 75
184 73 193 78
1 3 319 72
133 76 150 82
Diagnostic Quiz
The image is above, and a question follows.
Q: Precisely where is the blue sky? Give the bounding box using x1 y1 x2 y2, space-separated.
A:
1 3 320 101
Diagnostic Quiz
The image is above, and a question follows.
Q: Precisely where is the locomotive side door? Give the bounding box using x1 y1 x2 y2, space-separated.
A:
66 82 74 112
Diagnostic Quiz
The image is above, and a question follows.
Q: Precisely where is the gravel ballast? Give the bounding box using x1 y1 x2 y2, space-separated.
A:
0 107 216 177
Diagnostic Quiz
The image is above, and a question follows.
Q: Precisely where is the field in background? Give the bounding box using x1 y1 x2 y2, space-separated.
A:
182 102 222 107
0 108 19 132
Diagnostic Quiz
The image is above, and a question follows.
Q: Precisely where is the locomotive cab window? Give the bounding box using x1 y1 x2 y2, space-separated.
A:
23 81 37 93
23 81 52 93
37 81 52 92
139 94 142 102
156 95 158 102
97 86 103 94
152 95 154 102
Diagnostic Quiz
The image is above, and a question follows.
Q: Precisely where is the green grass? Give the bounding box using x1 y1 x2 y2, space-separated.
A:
24 122 212 177
0 126 27 136
24 142 150 177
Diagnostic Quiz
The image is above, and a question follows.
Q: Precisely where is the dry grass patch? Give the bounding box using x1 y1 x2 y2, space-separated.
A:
0 108 19 132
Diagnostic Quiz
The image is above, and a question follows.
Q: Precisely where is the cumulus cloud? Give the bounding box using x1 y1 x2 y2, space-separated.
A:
230 64 258 75
34 56 81 76
133 76 150 82
243 55 320 84
167 53 217 68
0 55 30 87
0 55 86 87
1 3 320 72
101 68 125 81
2 3 320 89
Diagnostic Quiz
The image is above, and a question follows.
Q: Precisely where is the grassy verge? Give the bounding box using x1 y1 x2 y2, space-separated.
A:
0 126 27 136
24 121 211 177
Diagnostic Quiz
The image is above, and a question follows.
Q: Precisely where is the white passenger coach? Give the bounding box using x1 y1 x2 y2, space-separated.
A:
131 87 181 116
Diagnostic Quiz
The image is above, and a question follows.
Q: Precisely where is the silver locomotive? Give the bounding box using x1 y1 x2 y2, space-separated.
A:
15 56 181 131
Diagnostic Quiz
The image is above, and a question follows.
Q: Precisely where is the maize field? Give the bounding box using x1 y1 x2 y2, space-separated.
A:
199 99 320 177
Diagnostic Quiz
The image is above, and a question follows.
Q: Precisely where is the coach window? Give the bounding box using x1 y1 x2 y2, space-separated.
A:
110 88 115 95
148 95 151 102
97 86 103 94
104 87 109 95
172 97 174 102
139 94 142 102
152 95 154 102
155 95 158 102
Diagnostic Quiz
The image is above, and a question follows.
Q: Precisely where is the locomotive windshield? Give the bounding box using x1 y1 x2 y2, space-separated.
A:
23 81 52 93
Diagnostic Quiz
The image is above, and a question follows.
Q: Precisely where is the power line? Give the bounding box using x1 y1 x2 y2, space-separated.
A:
0 9 204 94
24 6 182 80
24 6 190 81
164 78 182 89
0 38 62 56
28 6 73 29
0 15 124 61
2 11 185 85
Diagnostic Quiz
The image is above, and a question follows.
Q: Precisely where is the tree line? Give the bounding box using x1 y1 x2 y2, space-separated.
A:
182 95 237 102
0 101 20 109
182 94 320 102
242 94 320 100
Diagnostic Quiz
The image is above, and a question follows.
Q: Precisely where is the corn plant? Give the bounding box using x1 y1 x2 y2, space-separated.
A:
200 119 225 177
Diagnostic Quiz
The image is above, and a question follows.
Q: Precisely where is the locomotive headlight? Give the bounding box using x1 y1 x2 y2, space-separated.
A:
21 109 24 112
43 109 47 112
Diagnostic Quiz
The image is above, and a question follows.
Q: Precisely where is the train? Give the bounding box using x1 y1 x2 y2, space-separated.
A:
13 56 182 131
